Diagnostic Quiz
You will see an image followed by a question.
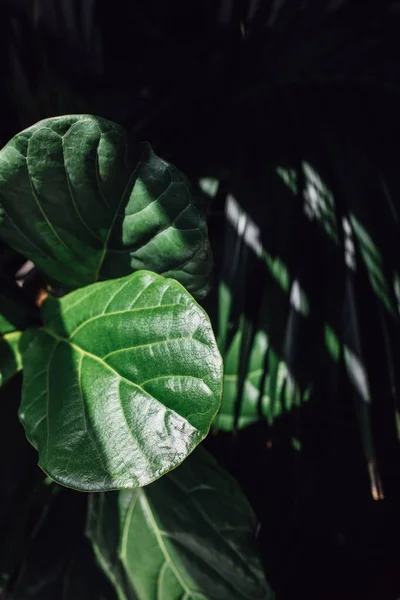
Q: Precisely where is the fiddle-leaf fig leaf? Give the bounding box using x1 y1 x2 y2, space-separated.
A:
87 448 274 600
19 270 223 492
0 115 212 298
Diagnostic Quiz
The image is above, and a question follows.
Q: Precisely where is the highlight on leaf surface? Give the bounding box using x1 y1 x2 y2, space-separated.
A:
0 114 212 299
19 270 223 492
0 329 22 388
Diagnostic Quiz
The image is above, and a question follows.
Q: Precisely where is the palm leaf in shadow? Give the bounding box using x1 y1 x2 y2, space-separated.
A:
211 142 400 501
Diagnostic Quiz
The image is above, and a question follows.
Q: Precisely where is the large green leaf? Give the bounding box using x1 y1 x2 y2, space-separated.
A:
19 270 223 492
0 115 212 298
87 448 274 600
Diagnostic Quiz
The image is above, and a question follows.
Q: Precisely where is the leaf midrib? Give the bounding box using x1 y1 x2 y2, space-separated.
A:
93 159 147 282
41 327 201 433
136 490 207 600
168 477 264 599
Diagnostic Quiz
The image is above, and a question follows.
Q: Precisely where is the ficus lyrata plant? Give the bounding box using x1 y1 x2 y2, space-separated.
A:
0 115 274 599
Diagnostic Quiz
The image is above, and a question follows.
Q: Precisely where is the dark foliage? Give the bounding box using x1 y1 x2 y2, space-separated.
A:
1 1 400 598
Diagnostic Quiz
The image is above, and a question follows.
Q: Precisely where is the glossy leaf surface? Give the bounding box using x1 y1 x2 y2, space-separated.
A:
87 448 274 600
19 270 222 491
0 115 212 298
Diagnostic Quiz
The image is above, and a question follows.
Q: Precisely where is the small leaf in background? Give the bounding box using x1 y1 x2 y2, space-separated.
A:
0 114 212 299
87 447 274 600
19 270 223 492
0 281 37 387
0 329 22 387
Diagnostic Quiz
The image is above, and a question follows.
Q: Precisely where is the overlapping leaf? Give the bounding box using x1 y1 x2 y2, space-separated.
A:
0 115 212 298
87 448 274 600
19 270 223 492
0 377 116 599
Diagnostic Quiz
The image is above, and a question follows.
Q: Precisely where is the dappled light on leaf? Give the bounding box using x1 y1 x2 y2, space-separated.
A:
289 279 309 317
276 167 297 195
198 177 220 199
342 216 356 271
343 346 371 404
302 161 339 244
324 324 340 362
214 281 311 432
225 194 290 291
350 214 397 316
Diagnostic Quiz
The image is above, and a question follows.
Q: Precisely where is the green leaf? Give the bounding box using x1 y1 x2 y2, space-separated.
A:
0 115 212 299
0 330 22 386
87 448 274 600
215 323 272 431
0 282 36 387
19 270 223 492
214 283 310 432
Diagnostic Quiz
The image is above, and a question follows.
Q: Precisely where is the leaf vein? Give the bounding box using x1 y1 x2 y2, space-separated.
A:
69 303 182 338
139 491 195 597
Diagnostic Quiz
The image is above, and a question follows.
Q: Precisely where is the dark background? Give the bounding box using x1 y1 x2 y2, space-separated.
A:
2 1 400 598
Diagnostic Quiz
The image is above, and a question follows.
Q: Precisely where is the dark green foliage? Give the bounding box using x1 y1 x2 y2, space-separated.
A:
0 112 271 599
2 2 400 599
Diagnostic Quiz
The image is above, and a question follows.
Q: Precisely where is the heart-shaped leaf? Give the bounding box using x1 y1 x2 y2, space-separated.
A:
19 270 222 491
0 115 212 298
87 448 274 600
